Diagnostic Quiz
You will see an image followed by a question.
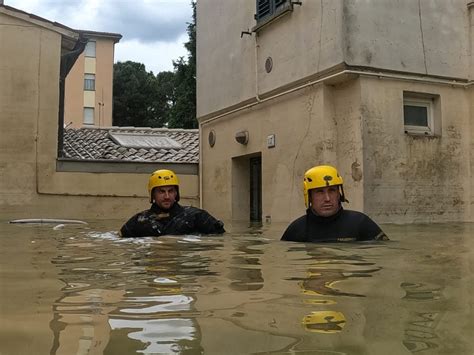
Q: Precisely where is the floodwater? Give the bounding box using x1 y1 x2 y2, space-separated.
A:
0 220 473 355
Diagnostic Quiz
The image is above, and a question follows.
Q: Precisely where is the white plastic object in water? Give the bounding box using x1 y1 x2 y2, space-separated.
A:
9 219 88 225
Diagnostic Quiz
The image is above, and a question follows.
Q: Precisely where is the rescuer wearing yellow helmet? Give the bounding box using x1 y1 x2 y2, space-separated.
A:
281 165 387 242
120 169 225 237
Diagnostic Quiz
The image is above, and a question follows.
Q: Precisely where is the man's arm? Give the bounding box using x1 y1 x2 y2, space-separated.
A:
281 217 306 242
358 214 389 241
195 209 225 234
119 212 156 238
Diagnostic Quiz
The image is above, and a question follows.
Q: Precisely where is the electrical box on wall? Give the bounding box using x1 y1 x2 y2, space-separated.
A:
267 134 275 148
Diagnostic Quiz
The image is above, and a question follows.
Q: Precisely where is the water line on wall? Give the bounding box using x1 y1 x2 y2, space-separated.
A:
200 69 470 127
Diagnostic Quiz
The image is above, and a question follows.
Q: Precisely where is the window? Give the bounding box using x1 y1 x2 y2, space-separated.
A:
254 0 293 31
403 93 439 136
84 74 95 91
83 107 94 125
108 132 182 149
84 40 96 57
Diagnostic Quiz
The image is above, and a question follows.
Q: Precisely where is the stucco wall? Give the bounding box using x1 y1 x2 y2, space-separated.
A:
0 12 198 221
360 77 471 223
197 0 470 120
64 37 116 128
197 0 473 224
196 1 256 117
64 55 85 126
343 0 469 78
95 38 115 127
201 81 367 224
0 13 57 210
196 0 344 118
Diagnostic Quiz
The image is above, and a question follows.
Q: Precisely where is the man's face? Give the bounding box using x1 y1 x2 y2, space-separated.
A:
153 185 177 210
310 186 341 217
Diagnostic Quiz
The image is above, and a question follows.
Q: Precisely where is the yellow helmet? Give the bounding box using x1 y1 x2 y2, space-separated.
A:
303 165 346 208
148 169 180 203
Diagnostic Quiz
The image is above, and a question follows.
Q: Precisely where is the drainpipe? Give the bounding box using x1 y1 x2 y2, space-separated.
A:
57 34 87 157
254 33 262 103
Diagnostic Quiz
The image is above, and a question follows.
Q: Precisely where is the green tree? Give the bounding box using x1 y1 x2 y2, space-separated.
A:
113 1 196 128
113 61 165 127
168 0 196 129
154 70 176 125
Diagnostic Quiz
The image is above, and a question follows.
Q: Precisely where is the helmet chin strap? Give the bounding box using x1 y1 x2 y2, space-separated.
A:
339 185 348 203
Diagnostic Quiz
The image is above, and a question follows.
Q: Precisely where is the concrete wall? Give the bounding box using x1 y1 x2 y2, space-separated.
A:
360 77 471 223
342 0 469 78
64 36 116 128
196 0 344 117
200 80 366 223
197 0 474 224
0 11 198 221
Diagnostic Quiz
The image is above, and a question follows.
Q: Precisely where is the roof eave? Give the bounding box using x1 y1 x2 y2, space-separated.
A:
0 4 79 50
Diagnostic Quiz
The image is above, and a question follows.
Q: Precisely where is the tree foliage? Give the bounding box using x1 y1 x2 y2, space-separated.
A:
113 61 167 127
168 1 196 129
113 1 196 129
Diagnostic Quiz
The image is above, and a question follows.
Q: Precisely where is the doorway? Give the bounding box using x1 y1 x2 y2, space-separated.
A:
249 157 262 222
232 153 262 222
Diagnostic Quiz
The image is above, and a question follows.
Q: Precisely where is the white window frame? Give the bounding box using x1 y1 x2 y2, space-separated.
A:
84 41 96 58
403 97 434 135
84 74 95 91
83 107 95 125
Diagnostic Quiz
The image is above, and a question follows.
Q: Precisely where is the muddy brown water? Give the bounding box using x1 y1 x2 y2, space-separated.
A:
1 220 473 354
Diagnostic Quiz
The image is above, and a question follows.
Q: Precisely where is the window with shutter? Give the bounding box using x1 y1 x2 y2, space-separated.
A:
254 0 294 32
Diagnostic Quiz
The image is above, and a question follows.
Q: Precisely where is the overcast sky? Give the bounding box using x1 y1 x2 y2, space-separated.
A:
6 0 193 74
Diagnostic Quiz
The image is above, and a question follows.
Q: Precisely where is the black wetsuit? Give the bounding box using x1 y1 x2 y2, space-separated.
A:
120 203 225 238
281 207 386 243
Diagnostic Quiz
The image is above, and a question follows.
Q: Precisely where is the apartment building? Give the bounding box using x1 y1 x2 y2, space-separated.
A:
64 30 121 128
196 0 474 224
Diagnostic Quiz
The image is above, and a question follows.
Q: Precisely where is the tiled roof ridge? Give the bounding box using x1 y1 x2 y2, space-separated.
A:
66 126 199 133
63 126 199 163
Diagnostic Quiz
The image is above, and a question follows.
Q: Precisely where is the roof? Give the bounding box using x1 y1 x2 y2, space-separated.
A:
0 4 79 50
63 127 199 164
78 30 122 43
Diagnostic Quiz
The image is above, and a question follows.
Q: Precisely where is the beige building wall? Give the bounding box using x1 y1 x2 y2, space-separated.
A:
0 8 198 221
197 0 474 225
64 33 120 128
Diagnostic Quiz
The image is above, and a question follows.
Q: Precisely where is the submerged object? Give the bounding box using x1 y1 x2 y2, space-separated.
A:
9 219 88 225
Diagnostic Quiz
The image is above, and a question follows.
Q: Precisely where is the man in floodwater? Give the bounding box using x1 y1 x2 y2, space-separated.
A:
120 169 225 237
281 165 388 242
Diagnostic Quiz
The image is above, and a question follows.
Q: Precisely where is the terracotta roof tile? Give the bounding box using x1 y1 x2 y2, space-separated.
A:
63 127 199 163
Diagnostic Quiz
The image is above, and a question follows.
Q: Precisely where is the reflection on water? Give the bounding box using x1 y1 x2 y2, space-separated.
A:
401 282 444 352
0 221 473 354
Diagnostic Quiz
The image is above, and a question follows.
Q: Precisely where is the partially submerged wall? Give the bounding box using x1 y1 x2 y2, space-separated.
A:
0 11 198 221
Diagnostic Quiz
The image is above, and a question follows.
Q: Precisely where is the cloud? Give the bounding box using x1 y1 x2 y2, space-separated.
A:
115 34 189 74
6 0 192 43
97 1 192 43
5 0 191 73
